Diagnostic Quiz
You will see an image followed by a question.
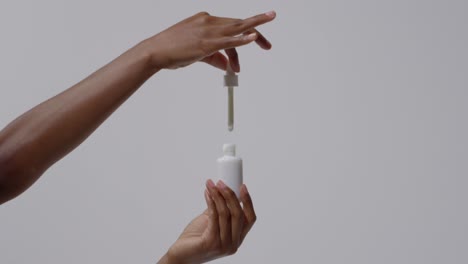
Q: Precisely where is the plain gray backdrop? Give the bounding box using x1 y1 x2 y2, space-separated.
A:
1 0 467 263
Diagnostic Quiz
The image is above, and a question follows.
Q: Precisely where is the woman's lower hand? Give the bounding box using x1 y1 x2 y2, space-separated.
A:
159 179 257 264
141 11 276 72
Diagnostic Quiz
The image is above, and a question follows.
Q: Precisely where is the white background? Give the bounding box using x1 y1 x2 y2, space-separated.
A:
1 0 467 263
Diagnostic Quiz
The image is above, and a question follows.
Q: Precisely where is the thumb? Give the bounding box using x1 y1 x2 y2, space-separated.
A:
201 51 228 71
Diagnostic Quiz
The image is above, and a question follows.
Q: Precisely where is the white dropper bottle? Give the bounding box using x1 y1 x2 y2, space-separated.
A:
217 143 243 198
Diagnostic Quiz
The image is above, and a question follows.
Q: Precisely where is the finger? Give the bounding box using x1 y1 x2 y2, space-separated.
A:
217 180 244 253
244 29 272 50
213 33 258 51
210 16 272 50
201 51 228 71
207 179 232 252
228 11 276 35
240 184 257 243
224 48 240 72
204 183 219 239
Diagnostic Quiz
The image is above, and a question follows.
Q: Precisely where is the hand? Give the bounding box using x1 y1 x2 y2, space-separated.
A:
141 11 276 72
160 179 257 264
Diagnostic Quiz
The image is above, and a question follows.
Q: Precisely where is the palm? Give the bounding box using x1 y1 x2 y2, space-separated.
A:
169 210 214 263
180 210 210 241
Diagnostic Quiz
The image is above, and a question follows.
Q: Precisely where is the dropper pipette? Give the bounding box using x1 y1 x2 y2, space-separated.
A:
224 64 238 132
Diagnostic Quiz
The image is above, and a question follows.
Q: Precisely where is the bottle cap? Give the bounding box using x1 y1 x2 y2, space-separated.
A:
223 143 236 156
224 64 238 87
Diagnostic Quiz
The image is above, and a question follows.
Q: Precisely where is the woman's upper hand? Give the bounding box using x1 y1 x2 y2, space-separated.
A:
159 179 257 264
141 11 276 72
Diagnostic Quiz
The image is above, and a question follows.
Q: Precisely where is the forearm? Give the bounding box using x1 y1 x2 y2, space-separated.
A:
0 41 157 203
0 10 275 205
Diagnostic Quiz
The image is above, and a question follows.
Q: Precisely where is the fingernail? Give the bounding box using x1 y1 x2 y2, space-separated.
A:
265 11 276 18
207 179 215 188
205 189 212 201
245 33 257 41
217 180 227 189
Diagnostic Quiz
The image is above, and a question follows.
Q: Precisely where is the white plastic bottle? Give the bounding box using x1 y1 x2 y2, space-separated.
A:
217 143 243 198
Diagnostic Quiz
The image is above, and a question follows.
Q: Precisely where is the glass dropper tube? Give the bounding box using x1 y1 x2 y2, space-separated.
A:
224 64 238 132
228 86 234 131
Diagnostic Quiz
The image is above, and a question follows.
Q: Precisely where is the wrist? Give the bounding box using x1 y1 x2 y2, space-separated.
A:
136 38 169 73
157 252 175 264
133 39 162 75
158 250 183 264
